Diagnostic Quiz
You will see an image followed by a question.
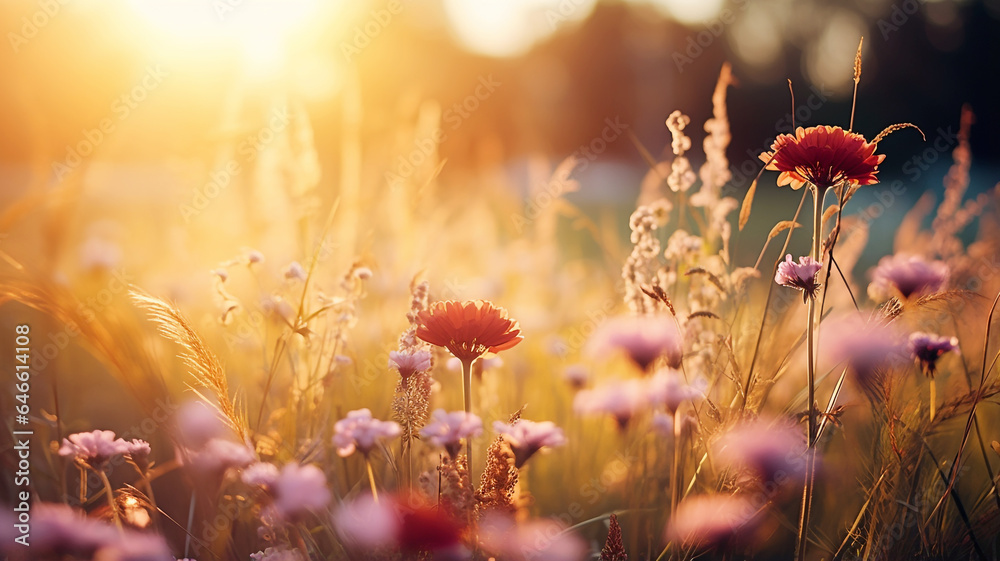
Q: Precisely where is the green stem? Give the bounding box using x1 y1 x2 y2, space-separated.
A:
796 185 824 561
98 469 123 531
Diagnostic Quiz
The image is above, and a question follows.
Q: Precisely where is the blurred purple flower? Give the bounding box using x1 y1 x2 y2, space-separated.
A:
284 261 307 282
588 315 684 371
666 494 761 550
775 254 822 301
493 419 568 468
713 418 807 483
175 400 229 449
908 331 959 378
333 495 400 550
250 547 305 561
389 350 433 382
648 369 704 413
825 314 906 403
186 438 255 475
125 439 151 473
58 430 130 469
573 378 649 429
480 513 587 561
0 504 171 560
333 408 401 457
419 409 483 458
242 462 280 489
562 364 589 389
269 463 331 520
869 254 948 301
651 412 674 437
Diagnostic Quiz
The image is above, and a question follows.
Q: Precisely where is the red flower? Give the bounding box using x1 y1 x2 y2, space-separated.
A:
416 300 523 362
759 125 884 190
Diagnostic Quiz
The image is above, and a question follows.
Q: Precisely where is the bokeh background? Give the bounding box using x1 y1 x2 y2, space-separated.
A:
1 0 998 269
1 3 1000 558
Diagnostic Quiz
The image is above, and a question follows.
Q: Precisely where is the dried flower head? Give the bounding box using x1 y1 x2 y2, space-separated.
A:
775 254 823 301
493 419 567 468
58 430 130 470
588 315 683 372
419 409 484 458
333 408 402 457
869 253 949 301
759 125 884 190
601 513 628 561
416 300 523 363
908 332 959 378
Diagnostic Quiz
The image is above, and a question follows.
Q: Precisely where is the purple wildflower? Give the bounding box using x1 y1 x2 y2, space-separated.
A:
269 463 331 520
389 350 433 382
869 253 948 301
588 315 684 371
775 254 823 301
908 332 959 378
666 494 761 550
58 430 130 469
493 420 568 468
332 409 401 457
419 409 483 458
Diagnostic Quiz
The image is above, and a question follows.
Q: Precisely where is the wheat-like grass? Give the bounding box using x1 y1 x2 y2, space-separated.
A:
130 289 249 443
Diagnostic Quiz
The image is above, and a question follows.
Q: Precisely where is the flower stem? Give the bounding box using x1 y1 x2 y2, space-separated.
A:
366 455 379 504
930 377 937 422
461 358 475 478
670 408 682 518
98 469 123 531
796 185 824 561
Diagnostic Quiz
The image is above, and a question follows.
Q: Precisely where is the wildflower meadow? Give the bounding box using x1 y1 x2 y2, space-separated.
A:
2 1 1000 561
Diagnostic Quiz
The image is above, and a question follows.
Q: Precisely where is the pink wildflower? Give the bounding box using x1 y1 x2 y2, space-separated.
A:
419 409 483 458
493 419 568 468
332 408 401 457
908 331 959 378
775 255 823 301
869 254 948 301
588 315 684 371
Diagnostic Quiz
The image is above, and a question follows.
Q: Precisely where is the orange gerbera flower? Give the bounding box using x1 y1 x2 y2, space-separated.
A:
416 300 523 363
758 125 884 190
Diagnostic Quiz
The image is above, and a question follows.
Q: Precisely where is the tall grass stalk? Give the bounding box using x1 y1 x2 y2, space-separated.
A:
796 184 825 561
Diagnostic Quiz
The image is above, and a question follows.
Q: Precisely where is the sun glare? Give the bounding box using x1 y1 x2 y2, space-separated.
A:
442 0 597 58
124 0 322 73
